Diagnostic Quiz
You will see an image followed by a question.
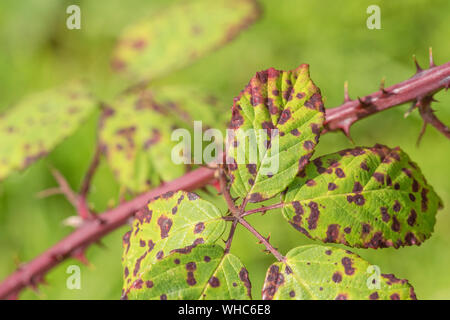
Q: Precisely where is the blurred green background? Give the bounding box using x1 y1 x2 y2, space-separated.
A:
0 0 449 299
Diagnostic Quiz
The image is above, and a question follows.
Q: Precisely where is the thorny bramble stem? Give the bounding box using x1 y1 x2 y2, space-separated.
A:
1 55 449 299
237 217 285 262
324 56 450 140
224 220 238 254
241 203 285 217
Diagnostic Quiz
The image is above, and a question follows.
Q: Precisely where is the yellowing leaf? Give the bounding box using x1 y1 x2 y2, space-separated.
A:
122 191 226 293
0 81 96 181
263 245 417 300
123 245 251 300
282 145 442 248
99 86 223 193
112 0 260 82
226 64 325 203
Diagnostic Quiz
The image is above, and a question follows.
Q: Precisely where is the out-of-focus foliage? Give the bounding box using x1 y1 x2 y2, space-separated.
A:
111 0 260 82
99 86 222 193
0 0 449 299
0 81 96 181
262 245 416 300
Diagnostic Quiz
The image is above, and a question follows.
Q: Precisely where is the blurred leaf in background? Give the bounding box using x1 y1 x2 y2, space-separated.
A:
0 0 449 299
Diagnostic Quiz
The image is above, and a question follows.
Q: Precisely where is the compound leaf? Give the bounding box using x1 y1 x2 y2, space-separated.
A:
99 86 222 193
262 245 417 300
0 81 96 181
123 245 252 300
122 191 226 292
282 144 442 248
226 64 325 203
111 0 260 82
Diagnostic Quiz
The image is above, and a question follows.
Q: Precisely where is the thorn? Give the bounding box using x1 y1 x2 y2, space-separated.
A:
257 233 271 244
413 55 423 73
417 122 427 146
72 250 91 267
379 78 385 91
357 96 372 107
339 124 354 144
343 81 351 102
429 47 436 68
404 100 418 118
379 77 391 96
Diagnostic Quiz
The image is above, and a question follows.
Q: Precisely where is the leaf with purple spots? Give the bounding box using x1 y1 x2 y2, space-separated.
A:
124 245 251 300
0 81 96 181
226 64 325 203
282 144 442 248
100 86 222 193
111 0 260 82
262 245 416 300
122 191 226 293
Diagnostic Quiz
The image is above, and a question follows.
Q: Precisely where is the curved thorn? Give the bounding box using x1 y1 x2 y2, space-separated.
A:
344 81 351 102
404 100 417 118
417 122 427 146
429 47 436 68
380 77 385 91
413 55 423 73
379 77 390 95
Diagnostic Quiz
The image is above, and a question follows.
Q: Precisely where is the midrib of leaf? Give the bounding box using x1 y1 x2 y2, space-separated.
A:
198 252 228 299
284 261 319 300
238 95 320 201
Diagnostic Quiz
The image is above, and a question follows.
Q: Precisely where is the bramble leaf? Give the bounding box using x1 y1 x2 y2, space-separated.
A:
226 64 325 203
99 86 222 193
0 81 96 181
282 144 442 248
123 245 252 300
111 0 260 82
262 245 417 300
122 191 226 293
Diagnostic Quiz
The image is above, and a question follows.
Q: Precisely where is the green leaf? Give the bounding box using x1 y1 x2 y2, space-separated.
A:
111 0 260 82
99 86 222 193
282 144 442 248
122 191 226 292
262 245 417 300
0 81 96 181
123 245 252 300
226 64 325 203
